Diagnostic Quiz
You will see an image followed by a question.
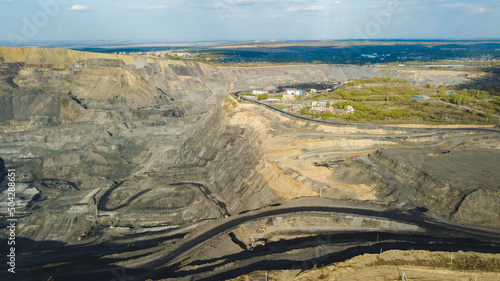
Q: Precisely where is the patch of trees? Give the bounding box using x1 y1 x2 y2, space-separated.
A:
257 94 269 100
347 77 409 86
446 89 490 105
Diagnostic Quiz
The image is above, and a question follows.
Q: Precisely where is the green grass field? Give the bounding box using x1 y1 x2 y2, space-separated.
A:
298 77 500 124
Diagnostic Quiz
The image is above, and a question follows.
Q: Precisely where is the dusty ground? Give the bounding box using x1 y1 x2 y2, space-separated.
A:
222 99 500 228
231 250 500 281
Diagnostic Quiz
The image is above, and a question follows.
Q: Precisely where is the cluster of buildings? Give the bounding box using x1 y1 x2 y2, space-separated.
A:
247 86 355 117
361 53 392 59
247 82 344 104
251 86 341 101
307 102 354 115
283 89 304 100
283 102 354 116
251 89 305 100
129 50 169 57
309 101 334 114
127 50 200 59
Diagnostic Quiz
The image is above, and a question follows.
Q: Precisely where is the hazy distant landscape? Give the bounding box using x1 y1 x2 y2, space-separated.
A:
66 40 500 66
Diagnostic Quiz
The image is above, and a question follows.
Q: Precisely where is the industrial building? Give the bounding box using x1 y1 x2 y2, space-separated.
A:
286 89 304 96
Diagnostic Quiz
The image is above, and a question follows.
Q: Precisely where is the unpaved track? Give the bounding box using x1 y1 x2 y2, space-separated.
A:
129 204 500 280
98 181 229 216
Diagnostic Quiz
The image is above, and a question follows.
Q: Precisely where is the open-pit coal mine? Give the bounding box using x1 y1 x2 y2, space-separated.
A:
0 47 499 281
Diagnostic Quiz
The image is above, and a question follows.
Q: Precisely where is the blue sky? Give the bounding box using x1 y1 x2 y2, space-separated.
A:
0 0 499 45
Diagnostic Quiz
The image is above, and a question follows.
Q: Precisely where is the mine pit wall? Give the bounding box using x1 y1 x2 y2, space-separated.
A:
368 149 500 229
0 47 228 118
0 47 470 126
0 90 61 123
177 100 283 215
220 64 469 91
368 150 465 218
235 213 424 246
173 98 418 216
452 190 500 229
0 47 476 221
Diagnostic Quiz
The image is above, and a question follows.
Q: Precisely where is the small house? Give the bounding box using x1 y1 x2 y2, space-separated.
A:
287 89 304 96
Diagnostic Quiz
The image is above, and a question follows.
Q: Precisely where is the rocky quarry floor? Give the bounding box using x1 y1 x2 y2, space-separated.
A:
0 47 499 280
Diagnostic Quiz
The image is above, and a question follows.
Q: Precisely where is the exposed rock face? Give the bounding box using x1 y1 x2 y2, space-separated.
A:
0 46 470 120
335 148 500 227
221 64 471 90
453 190 500 229
176 97 283 214
0 46 498 246
0 47 228 120
368 150 466 217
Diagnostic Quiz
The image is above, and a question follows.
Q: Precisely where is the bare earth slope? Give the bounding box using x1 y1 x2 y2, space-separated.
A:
230 250 500 281
0 46 498 281
0 46 497 239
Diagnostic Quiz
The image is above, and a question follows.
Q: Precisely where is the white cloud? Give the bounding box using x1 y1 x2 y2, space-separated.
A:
286 5 326 12
477 7 492 13
67 4 93 11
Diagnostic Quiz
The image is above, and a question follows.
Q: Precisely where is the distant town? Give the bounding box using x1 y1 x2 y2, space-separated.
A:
100 41 500 66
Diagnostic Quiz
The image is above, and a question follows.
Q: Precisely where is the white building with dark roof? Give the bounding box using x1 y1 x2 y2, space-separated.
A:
286 89 304 96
